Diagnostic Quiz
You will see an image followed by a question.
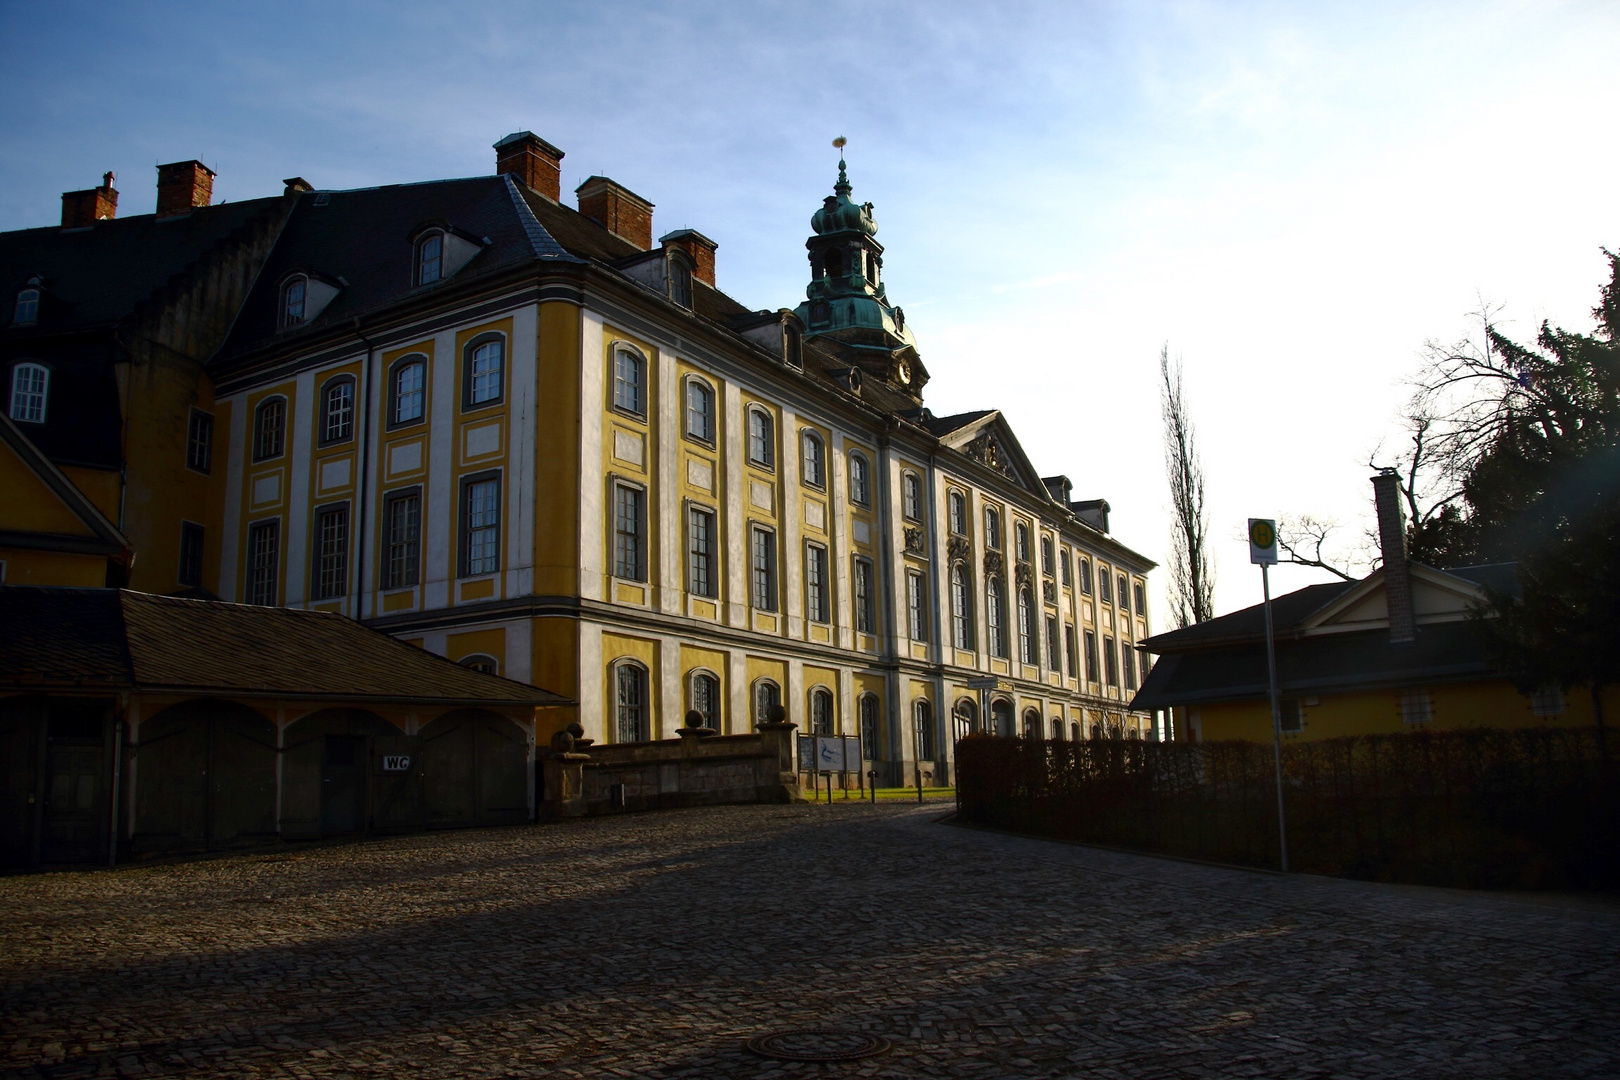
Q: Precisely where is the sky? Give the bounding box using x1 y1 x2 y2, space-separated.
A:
3 0 1616 620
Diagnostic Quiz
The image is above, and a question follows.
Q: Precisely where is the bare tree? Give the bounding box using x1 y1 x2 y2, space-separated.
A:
1160 345 1215 626
1274 514 1367 581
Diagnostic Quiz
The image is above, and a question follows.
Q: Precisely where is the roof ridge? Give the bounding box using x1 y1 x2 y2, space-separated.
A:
501 174 575 260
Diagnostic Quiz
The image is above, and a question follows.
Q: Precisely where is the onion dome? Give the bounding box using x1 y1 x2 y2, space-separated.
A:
810 159 879 237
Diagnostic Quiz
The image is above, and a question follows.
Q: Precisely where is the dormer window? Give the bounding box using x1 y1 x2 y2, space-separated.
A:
13 288 39 327
8 362 49 423
670 258 693 309
281 276 307 327
416 231 444 285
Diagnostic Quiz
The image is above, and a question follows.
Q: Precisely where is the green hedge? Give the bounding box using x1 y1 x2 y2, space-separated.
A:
955 727 1619 890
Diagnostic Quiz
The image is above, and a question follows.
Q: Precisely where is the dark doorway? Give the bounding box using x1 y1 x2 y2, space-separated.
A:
42 700 110 864
321 735 367 834
133 699 277 855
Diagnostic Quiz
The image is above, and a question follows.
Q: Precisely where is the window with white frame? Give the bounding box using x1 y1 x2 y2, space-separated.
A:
1041 536 1054 576
246 519 279 605
1060 548 1072 587
613 347 645 416
321 377 354 443
984 507 1002 550
849 451 870 506
1017 588 1036 664
8 362 48 423
1134 581 1147 617
466 337 504 407
1122 639 1137 689
1118 573 1130 612
810 687 834 735
1531 685 1567 717
690 670 720 728
951 563 973 650
907 569 928 642
313 504 348 599
614 662 649 742
801 430 825 488
1280 699 1303 733
902 471 922 522
685 377 715 443
987 577 1007 658
687 505 716 597
1399 689 1432 724
460 654 499 675
1064 624 1077 677
416 231 444 285
1079 557 1093 595
613 482 646 582
747 407 774 467
859 694 881 761
1099 567 1114 604
805 542 829 623
391 357 426 426
751 525 777 611
253 397 285 461
1046 616 1060 672
948 490 967 535
853 556 875 633
186 409 213 473
178 521 205 589
669 257 693 309
461 474 500 577
13 288 39 326
1084 630 1099 682
1015 522 1031 563
281 276 307 327
914 698 936 759
384 489 421 590
754 679 781 725
1103 635 1119 686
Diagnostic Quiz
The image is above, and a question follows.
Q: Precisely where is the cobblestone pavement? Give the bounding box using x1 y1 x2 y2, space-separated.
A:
4 803 1619 1079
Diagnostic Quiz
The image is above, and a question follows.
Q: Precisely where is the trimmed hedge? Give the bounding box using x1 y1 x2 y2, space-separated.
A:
955 727 1619 890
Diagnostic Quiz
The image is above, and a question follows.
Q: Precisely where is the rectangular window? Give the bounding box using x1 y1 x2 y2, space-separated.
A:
1123 641 1137 690
314 504 349 599
614 351 644 415
186 410 213 473
178 521 204 588
1064 624 1077 677
1060 549 1071 587
1099 568 1113 604
806 543 829 623
1399 690 1432 724
462 475 501 577
322 381 354 443
1084 630 1099 682
907 570 928 642
687 506 715 597
1133 582 1146 617
1118 573 1130 612
1531 685 1566 717
1280 699 1303 733
1046 616 1060 672
853 556 875 634
1041 537 1053 576
613 483 646 582
751 526 777 611
1104 635 1119 686
384 490 421 590
1080 558 1093 595
246 519 279 605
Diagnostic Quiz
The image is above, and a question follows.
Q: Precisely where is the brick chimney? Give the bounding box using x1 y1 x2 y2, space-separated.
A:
156 160 215 218
495 131 565 202
576 176 653 250
1372 468 1416 644
660 229 717 287
61 171 118 228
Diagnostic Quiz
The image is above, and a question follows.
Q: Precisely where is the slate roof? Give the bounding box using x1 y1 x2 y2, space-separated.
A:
1131 619 1496 710
1140 581 1358 651
922 410 995 437
0 587 570 705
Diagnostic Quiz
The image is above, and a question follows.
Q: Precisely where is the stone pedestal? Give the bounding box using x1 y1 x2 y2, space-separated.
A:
756 720 804 803
541 752 591 820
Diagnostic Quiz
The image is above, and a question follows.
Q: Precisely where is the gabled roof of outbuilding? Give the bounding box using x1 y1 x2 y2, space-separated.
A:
0 587 570 706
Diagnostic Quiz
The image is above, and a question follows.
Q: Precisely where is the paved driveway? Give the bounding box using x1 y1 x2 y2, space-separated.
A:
3 803 1618 1078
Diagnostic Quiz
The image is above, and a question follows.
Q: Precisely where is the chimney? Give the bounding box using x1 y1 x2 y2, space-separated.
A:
660 229 717 287
576 176 654 250
156 160 215 218
60 172 118 228
1372 468 1417 644
494 131 565 202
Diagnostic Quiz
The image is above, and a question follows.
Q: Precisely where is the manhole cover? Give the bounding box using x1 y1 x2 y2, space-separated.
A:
745 1028 891 1062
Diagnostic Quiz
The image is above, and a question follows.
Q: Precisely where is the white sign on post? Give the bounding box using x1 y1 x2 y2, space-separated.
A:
1248 518 1278 566
815 736 846 772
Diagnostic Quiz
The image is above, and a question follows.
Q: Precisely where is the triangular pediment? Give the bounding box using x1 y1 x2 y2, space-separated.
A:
0 415 128 554
934 411 1050 498
1301 563 1489 635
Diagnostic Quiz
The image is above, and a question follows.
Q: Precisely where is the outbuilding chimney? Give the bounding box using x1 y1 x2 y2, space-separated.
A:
495 131 565 202
660 229 717 287
576 176 653 250
61 172 118 228
1372 468 1416 644
156 160 215 218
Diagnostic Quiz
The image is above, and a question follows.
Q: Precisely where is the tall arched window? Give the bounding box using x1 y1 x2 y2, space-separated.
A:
281 276 307 327
253 397 286 461
991 698 1014 737
12 288 39 326
685 377 714 443
753 679 782 725
8 362 49 423
614 661 649 743
984 507 1002 550
747 407 774 467
669 258 693 308
416 231 444 285
859 693 881 761
1015 522 1031 563
849 451 870 506
613 347 645 416
913 699 935 760
465 336 504 407
986 577 1006 658
801 430 825 487
810 687 834 735
690 670 720 729
1017 588 1036 664
320 376 354 444
950 563 973 650
1071 721 1081 742
1023 708 1040 739
902 471 922 521
391 357 426 426
954 697 978 737
948 491 967 535
1079 557 1093 595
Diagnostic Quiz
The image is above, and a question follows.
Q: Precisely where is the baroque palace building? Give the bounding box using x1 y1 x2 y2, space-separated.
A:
4 132 1156 788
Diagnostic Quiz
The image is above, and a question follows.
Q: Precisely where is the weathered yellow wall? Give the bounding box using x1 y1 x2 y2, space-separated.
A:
532 617 579 732
0 443 95 535
0 547 105 587
534 303 581 596
58 466 121 523
446 628 506 669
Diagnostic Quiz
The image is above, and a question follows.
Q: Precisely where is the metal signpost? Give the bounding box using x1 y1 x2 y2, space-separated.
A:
1249 518 1290 873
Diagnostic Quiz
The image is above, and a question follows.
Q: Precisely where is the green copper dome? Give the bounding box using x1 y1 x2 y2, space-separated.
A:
810 159 878 237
